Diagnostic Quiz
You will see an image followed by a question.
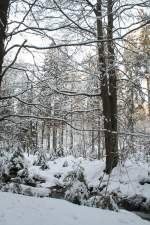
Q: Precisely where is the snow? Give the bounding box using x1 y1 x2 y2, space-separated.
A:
0 153 150 224
0 191 149 225
25 155 150 200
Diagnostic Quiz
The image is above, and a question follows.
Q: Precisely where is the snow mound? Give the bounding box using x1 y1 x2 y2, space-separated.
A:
0 191 149 225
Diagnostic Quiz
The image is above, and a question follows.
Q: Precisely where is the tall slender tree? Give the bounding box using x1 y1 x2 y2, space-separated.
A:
96 0 118 173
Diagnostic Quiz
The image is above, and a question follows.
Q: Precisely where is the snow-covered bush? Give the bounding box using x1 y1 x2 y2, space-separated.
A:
65 180 89 205
17 168 36 187
85 194 119 212
8 148 25 177
0 147 26 183
0 151 10 182
49 147 64 161
62 160 68 167
119 194 150 212
0 182 22 194
18 167 29 179
63 166 89 205
33 150 49 170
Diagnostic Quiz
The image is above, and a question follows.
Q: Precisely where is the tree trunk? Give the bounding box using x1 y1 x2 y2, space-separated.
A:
147 76 150 116
96 0 118 174
69 103 73 150
97 0 111 174
127 72 134 152
0 0 10 87
60 121 64 149
41 121 45 148
35 121 38 149
97 118 101 159
91 128 95 153
52 124 57 153
105 0 118 173
47 125 50 151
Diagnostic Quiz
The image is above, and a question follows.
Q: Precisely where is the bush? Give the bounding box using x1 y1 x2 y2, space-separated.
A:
63 166 89 205
49 147 64 161
8 147 25 177
85 194 119 212
33 150 49 170
0 152 10 182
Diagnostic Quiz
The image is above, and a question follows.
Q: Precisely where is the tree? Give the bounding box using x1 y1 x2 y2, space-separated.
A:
96 0 118 173
139 14 150 115
0 0 149 173
0 0 10 88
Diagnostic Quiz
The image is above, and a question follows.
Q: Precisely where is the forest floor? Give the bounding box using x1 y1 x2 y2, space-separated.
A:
0 152 150 224
25 154 150 200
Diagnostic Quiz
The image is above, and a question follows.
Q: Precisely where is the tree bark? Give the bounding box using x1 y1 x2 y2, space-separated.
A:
41 121 45 148
47 124 50 151
105 0 118 173
146 75 150 116
96 0 118 174
52 124 57 153
0 0 10 87
97 118 101 159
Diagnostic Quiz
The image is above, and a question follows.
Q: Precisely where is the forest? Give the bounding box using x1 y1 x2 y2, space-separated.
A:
0 0 150 224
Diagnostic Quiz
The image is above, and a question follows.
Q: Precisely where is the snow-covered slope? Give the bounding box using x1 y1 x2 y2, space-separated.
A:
0 191 149 225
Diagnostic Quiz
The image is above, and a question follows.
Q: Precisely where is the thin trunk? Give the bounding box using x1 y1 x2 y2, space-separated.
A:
70 128 73 150
82 114 86 158
52 124 57 153
97 118 101 159
60 121 64 149
91 128 95 153
47 125 50 151
147 76 150 116
35 121 38 149
69 103 73 150
128 76 134 152
30 120 33 151
65 126 68 152
41 121 45 148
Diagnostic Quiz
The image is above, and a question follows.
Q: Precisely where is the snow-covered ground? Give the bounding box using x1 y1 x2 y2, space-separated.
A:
0 191 149 225
26 155 150 199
